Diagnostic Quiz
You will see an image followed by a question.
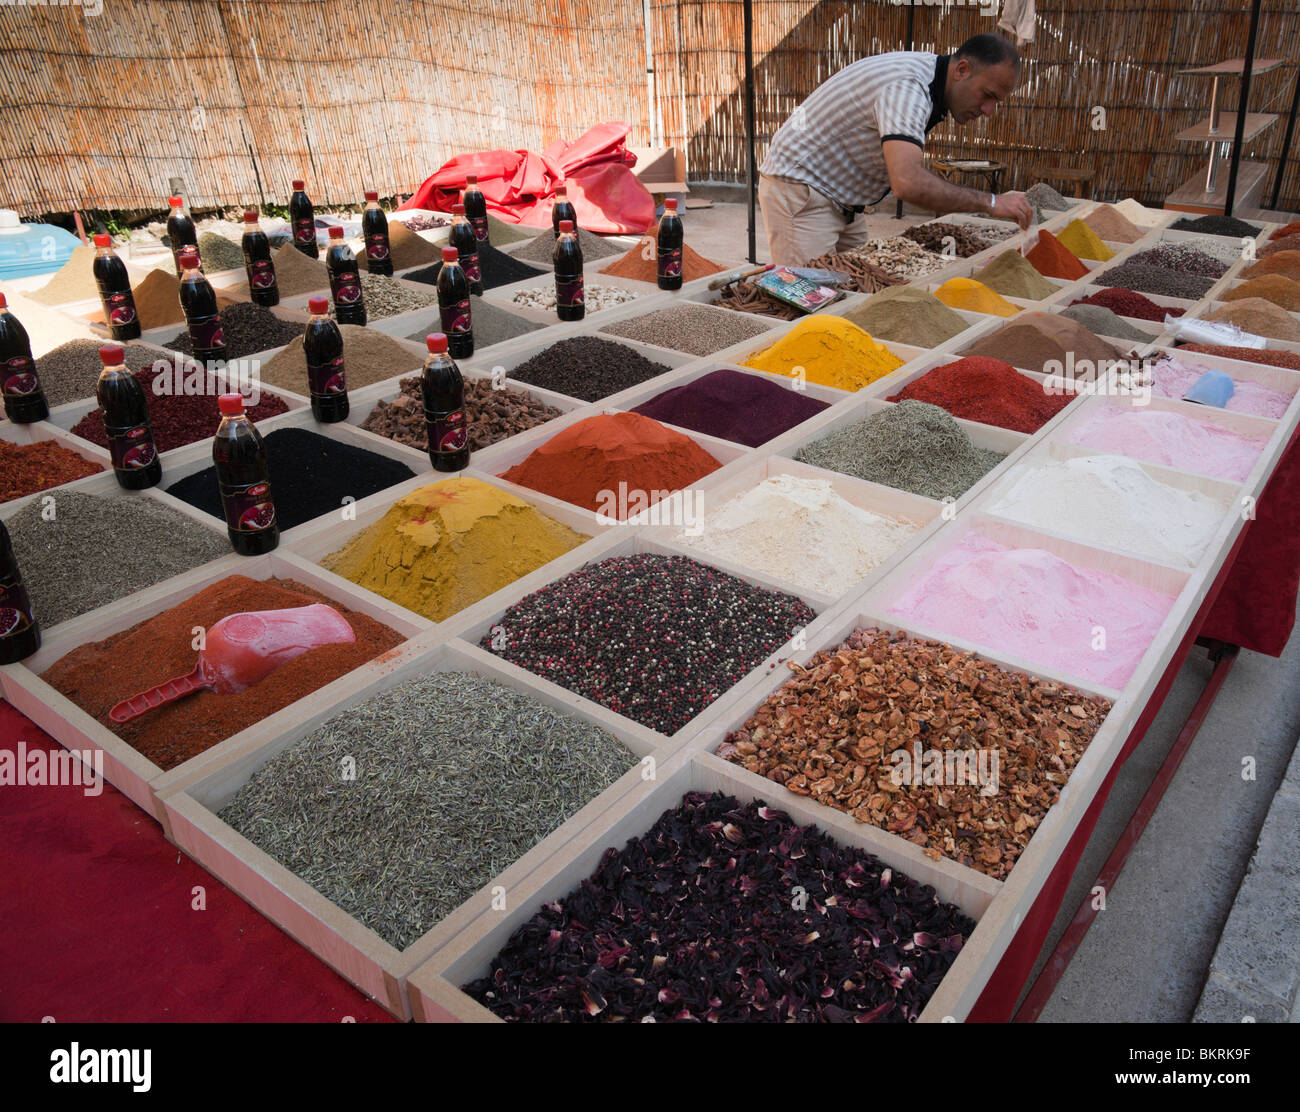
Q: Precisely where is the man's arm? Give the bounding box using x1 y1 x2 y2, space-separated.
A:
882 140 1033 228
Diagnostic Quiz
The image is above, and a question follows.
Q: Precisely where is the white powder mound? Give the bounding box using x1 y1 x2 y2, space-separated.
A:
1113 198 1163 229
989 454 1228 568
675 474 922 597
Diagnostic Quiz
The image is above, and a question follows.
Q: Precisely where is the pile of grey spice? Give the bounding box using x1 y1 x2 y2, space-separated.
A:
481 552 817 735
217 670 636 950
35 338 178 408
796 400 1005 501
7 490 228 627
348 272 436 319
598 302 771 356
403 296 543 350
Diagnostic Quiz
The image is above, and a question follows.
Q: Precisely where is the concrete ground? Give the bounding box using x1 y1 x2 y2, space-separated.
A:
673 189 1300 1022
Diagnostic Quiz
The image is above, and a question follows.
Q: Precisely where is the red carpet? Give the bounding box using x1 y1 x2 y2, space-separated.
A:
0 699 394 1022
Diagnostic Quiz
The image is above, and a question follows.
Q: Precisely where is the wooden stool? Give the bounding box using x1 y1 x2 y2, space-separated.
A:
929 159 1007 216
1030 166 1095 199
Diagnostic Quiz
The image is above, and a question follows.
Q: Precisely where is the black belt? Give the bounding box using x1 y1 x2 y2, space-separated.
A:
841 204 867 224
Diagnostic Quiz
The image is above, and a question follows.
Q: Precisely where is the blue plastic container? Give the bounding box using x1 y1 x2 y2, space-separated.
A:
0 214 82 280
1182 369 1235 409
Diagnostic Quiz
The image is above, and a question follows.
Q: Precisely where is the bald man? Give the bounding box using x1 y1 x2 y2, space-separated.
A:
759 32 1033 266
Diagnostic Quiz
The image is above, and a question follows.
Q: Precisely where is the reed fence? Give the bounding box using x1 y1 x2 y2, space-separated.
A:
0 1 1295 214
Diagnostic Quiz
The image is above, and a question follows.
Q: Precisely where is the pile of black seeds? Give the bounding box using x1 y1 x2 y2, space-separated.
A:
1170 214 1262 238
218 670 637 951
1093 262 1216 300
164 302 306 360
1124 243 1229 278
35 338 180 408
599 303 771 356
7 490 228 627
464 791 976 1022
404 244 545 291
506 336 673 402
166 426 415 531
513 226 623 264
481 553 816 735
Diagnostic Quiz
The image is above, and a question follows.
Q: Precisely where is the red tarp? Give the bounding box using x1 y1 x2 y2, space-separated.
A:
399 122 656 235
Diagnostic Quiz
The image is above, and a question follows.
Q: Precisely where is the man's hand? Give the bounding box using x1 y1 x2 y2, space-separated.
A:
993 191 1033 230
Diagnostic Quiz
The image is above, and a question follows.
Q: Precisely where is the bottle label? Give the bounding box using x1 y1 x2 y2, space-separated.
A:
3 355 38 398
657 245 683 280
556 275 585 310
189 316 225 354
366 234 390 262
294 218 316 247
439 298 472 335
470 216 488 242
220 479 276 533
0 570 36 641
307 355 347 398
106 291 137 326
248 258 277 291
462 253 482 284
331 271 363 306
107 423 158 471
427 408 468 453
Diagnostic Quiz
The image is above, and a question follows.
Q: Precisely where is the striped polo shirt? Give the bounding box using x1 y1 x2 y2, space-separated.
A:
761 51 950 210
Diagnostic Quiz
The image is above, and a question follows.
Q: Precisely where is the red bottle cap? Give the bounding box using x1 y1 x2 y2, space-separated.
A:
426 333 449 353
453 203 466 215
556 179 567 191
307 296 329 314
559 219 575 233
465 174 478 185
441 246 459 263
327 226 344 239
93 233 112 247
243 208 258 222
664 198 678 211
218 393 245 416
178 245 199 266
292 179 305 191
0 292 7 309
98 344 125 365
364 190 379 202
168 195 183 207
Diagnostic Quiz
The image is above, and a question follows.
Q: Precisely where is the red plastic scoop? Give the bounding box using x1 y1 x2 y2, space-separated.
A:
108 603 355 724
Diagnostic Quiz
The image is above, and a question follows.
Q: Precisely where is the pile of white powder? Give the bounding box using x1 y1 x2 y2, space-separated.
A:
989 454 1228 568
675 474 922 597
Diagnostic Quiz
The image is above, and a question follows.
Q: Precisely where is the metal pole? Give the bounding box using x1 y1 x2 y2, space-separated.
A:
1223 0 1263 216
1269 65 1300 212
897 0 915 220
744 0 758 263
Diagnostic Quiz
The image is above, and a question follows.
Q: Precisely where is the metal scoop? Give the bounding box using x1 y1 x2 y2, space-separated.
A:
108 603 355 723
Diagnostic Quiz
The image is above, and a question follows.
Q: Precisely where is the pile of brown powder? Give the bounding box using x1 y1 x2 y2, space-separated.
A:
256 325 423 392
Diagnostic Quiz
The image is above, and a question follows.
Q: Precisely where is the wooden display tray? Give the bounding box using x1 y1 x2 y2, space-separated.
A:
0 548 428 826
154 637 672 1020
12 209 1300 1025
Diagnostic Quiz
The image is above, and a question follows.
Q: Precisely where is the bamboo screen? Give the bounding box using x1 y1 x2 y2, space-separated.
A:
0 0 651 212
650 0 1300 209
1 0 1296 214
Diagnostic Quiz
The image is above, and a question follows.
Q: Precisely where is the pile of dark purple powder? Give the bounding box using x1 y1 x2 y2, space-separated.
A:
463 791 976 1022
630 368 829 447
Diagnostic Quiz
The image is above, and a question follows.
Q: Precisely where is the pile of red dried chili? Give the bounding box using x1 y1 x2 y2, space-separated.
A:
1 439 103 502
1181 344 1300 370
68 366 290 453
887 356 1072 434
1070 287 1185 323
